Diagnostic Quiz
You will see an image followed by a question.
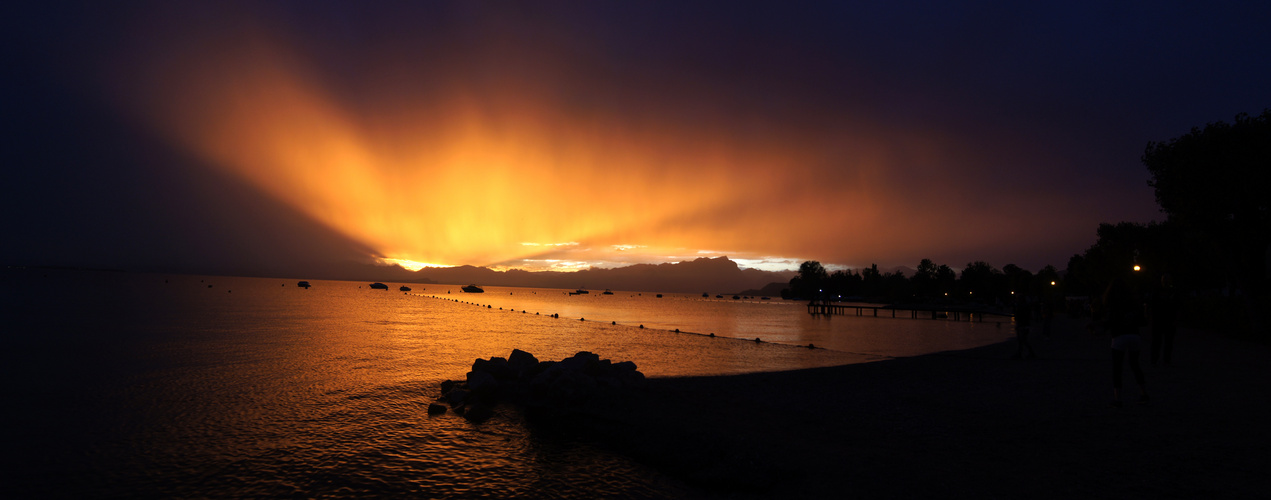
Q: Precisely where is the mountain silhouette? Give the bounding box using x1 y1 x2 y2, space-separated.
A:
400 257 793 294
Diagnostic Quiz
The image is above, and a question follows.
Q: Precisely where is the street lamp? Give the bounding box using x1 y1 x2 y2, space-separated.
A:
1133 265 1141 272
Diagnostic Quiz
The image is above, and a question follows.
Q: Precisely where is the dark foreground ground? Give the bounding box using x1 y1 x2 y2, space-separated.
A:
543 315 1270 498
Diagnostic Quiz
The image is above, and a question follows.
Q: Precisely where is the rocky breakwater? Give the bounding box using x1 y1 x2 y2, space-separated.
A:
431 349 781 493
430 349 647 424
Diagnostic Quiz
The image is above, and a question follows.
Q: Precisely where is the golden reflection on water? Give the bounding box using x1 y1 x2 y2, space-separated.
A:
3 269 1011 497
4 269 707 497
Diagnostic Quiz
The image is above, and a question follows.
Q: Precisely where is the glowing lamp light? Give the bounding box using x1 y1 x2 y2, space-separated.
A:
1050 281 1056 286
1133 265 1142 272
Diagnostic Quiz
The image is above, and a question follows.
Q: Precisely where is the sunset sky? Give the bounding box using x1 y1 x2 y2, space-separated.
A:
5 1 1269 276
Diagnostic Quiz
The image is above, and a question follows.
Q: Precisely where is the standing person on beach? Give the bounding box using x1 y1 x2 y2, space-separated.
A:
1040 301 1054 338
1104 278 1148 407
1012 296 1037 359
1148 274 1180 366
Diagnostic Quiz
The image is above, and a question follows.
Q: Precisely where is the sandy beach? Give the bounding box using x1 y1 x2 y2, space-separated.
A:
544 315 1270 498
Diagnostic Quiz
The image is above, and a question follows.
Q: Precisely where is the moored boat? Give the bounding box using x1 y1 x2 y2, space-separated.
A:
399 285 412 292
462 284 484 293
297 281 311 288
369 282 389 290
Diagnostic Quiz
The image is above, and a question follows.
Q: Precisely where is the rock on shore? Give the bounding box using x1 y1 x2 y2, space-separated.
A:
434 349 646 423
433 349 778 493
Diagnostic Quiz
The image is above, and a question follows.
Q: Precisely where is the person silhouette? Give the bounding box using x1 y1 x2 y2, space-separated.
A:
1103 278 1148 407
1148 274 1180 366
1011 295 1037 359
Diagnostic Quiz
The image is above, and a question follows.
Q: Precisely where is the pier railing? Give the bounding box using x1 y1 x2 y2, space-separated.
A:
807 302 1012 322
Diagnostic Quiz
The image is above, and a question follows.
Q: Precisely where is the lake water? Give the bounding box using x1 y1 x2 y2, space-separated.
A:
0 268 1012 497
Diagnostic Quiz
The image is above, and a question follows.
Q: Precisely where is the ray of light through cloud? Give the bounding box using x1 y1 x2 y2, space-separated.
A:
73 1 1264 274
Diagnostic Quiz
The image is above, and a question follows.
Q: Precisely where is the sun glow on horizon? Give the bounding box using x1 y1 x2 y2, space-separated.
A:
377 258 453 272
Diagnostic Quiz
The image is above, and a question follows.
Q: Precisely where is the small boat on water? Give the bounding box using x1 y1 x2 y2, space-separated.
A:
462 284 484 293
399 285 412 292
369 282 389 290
570 288 590 295
702 292 709 298
602 289 614 295
297 281 311 288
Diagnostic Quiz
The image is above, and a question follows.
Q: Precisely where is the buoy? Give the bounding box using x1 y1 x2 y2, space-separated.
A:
674 328 680 333
639 325 644 329
580 317 585 321
611 321 616 325
807 343 816 349
709 332 715 337
754 337 762 343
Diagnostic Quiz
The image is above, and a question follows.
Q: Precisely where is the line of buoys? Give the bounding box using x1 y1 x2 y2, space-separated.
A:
410 291 825 353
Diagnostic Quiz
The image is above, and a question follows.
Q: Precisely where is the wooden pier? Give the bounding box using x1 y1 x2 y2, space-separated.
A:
806 302 1009 322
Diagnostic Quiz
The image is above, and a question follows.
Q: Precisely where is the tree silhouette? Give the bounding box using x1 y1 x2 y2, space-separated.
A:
1143 109 1271 293
936 264 957 296
912 259 939 298
789 260 829 299
1002 264 1033 296
959 261 1000 301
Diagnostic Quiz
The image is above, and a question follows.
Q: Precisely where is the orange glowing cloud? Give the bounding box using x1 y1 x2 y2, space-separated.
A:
121 32 847 269
108 7 1132 272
